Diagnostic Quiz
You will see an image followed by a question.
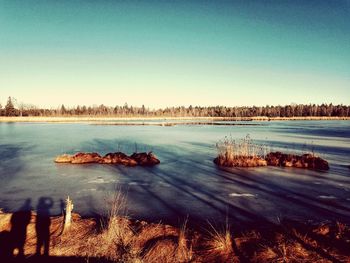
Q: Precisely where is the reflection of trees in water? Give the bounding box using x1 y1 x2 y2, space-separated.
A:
36 197 54 256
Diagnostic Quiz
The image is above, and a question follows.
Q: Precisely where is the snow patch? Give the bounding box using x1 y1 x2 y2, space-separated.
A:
87 178 105 184
318 195 337 199
229 193 256 197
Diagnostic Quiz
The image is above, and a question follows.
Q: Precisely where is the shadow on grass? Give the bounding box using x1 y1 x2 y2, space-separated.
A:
0 256 114 263
0 199 32 258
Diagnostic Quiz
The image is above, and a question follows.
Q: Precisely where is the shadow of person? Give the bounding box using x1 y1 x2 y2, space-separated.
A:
60 199 65 215
9 198 32 257
60 198 65 221
36 197 54 257
0 230 12 259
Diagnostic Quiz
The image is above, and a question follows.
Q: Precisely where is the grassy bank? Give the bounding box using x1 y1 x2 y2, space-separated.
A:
0 211 349 262
0 116 349 123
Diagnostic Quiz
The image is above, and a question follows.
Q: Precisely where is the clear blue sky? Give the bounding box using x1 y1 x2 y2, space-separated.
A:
0 0 349 108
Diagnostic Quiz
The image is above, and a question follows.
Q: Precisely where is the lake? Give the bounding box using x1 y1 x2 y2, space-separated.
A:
1 120 350 227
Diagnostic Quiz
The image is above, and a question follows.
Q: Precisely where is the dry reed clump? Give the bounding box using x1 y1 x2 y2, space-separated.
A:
176 219 194 262
254 233 312 262
137 223 178 263
80 190 142 262
49 213 96 257
57 191 195 263
83 217 139 262
214 135 268 167
0 212 12 230
53 190 196 263
233 230 261 260
202 222 238 262
141 219 196 263
250 220 350 263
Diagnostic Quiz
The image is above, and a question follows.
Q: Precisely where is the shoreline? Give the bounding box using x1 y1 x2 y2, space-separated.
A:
0 210 349 262
0 116 349 123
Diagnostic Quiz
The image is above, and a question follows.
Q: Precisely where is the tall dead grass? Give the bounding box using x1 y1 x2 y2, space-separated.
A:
215 135 268 167
203 221 237 262
176 219 193 262
216 134 268 160
84 189 141 262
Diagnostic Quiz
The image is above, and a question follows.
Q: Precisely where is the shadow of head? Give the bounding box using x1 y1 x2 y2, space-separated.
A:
35 197 54 256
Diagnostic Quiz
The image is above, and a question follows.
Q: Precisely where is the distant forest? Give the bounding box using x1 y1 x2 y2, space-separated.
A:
1 97 349 118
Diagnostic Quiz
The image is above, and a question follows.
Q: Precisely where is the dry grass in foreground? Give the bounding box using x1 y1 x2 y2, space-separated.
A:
0 209 349 262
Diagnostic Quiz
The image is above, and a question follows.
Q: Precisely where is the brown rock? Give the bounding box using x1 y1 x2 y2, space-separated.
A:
214 156 267 167
265 151 282 166
55 151 159 167
301 154 329 170
131 152 161 166
100 152 138 166
55 154 73 163
284 160 293 167
119 156 138 167
265 152 329 170
71 152 102 164
293 159 305 168
100 152 129 164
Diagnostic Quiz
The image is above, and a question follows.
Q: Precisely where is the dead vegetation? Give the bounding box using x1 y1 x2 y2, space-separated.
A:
202 221 237 262
214 135 268 167
0 197 349 262
214 135 329 170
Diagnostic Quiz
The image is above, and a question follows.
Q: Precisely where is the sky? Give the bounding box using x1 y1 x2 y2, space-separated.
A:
0 0 349 108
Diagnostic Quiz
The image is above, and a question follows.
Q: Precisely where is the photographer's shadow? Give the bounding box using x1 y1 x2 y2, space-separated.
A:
35 197 54 256
0 198 32 258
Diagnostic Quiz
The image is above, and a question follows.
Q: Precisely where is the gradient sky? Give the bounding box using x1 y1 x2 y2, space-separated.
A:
0 0 349 108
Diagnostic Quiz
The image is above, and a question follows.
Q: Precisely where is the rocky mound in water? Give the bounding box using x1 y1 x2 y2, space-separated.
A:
214 156 267 167
55 152 160 166
265 152 329 170
214 152 329 170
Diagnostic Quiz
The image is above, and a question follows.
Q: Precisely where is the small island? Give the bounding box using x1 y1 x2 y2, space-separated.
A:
214 136 329 170
55 152 160 166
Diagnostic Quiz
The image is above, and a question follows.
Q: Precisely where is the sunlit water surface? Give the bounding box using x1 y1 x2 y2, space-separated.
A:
1 121 349 227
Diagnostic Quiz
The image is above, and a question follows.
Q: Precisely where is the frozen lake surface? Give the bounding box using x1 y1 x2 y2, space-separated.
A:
1 121 349 227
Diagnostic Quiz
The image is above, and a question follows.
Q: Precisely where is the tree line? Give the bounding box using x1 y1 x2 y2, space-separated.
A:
0 96 349 118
